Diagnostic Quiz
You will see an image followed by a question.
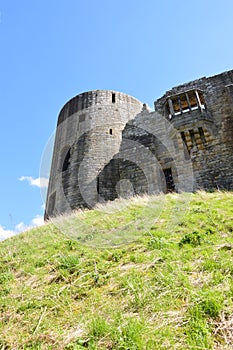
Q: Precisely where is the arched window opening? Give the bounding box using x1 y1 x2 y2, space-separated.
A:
62 148 71 172
109 128 113 135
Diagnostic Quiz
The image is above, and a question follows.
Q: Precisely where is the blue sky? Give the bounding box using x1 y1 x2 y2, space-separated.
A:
0 0 233 239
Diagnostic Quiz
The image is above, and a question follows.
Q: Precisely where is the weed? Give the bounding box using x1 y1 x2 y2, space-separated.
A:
148 236 166 250
179 231 203 247
56 254 80 274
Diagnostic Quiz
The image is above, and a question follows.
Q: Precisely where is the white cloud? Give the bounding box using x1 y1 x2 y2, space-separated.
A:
0 215 45 241
31 215 44 227
19 176 49 188
0 225 16 241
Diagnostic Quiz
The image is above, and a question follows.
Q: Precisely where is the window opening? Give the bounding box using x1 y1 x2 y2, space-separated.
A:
97 176 100 194
188 91 199 110
166 89 206 118
62 149 71 172
163 168 175 193
172 97 181 115
181 131 188 148
198 127 206 144
189 129 196 147
109 128 113 135
180 94 190 113
112 93 116 103
181 131 191 158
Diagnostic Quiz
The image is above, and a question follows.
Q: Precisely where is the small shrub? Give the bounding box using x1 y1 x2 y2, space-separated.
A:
111 251 123 262
179 231 202 247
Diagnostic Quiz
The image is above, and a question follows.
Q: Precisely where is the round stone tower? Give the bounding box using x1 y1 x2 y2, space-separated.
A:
45 90 143 218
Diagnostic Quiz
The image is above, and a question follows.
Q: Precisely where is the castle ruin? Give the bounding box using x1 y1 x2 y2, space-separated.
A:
45 70 233 218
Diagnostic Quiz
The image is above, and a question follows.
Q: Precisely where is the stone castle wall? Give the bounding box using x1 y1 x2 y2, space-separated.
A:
45 70 233 218
45 90 143 217
155 70 233 190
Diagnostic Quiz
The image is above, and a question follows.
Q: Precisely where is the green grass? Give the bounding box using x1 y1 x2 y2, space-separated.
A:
0 191 233 349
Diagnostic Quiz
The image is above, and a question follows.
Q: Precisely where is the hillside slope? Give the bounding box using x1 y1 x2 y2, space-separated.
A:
1 192 233 349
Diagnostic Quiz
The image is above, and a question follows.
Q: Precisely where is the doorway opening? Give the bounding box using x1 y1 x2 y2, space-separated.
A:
163 168 175 193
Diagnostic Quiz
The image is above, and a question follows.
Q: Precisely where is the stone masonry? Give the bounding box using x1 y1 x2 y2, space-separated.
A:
45 70 233 218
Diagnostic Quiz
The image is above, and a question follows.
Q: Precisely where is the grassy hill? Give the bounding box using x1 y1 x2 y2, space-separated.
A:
1 191 233 349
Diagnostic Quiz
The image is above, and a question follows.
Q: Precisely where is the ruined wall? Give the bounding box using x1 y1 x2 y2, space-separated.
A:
155 70 233 190
97 70 233 199
97 109 194 200
45 70 233 218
